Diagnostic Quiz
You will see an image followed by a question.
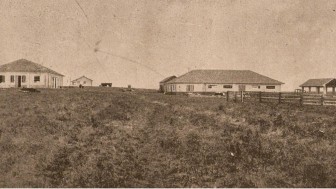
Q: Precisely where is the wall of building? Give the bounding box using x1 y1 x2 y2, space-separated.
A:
0 72 63 88
302 86 325 93
163 83 281 93
71 77 93 86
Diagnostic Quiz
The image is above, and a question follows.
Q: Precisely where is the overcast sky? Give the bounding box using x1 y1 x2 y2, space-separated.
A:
1 0 336 90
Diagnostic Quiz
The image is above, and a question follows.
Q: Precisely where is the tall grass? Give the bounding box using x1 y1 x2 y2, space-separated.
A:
0 88 335 187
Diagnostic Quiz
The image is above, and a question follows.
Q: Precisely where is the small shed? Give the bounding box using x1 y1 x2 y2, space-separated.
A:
71 76 93 87
300 78 336 94
159 76 177 92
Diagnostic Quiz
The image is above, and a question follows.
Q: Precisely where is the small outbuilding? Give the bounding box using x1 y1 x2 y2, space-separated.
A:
71 76 93 87
0 59 64 88
300 78 336 94
159 76 177 92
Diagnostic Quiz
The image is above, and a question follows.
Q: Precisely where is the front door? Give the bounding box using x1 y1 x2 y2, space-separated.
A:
53 77 57 88
238 85 246 91
17 76 22 87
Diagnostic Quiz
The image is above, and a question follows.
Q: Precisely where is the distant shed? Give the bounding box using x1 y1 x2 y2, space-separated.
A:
71 76 93 87
159 76 177 92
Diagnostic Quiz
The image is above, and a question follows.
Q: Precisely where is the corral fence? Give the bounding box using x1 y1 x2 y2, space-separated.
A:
225 91 336 106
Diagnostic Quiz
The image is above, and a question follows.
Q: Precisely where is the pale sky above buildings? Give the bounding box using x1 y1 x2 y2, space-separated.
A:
1 0 336 90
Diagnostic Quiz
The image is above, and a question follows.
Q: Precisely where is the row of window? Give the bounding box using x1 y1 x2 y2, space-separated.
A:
165 84 276 92
207 85 275 89
0 75 40 83
208 84 233 89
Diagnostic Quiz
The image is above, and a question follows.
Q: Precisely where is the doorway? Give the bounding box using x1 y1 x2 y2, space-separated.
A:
52 77 57 88
17 76 22 87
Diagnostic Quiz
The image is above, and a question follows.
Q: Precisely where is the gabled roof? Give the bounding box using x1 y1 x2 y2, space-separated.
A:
300 78 334 87
166 70 284 85
0 59 64 76
72 75 93 82
159 76 177 84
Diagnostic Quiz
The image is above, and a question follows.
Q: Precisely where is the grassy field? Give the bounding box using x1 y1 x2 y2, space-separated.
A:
0 87 335 187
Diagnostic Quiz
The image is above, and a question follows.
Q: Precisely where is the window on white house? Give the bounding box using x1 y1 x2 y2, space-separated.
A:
208 85 217 89
0 75 5 83
34 76 40 82
10 75 14 83
252 85 261 89
22 75 26 83
266 86 275 89
186 85 194 92
83 81 86 84
223 85 233 88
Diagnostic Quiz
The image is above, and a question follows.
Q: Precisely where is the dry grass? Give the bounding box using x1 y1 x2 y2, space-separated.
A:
0 87 335 187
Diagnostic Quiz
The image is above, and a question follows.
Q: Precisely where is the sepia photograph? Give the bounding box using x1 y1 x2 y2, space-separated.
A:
0 0 336 188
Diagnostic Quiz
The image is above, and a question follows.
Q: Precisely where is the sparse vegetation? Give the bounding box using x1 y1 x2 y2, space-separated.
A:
0 87 336 187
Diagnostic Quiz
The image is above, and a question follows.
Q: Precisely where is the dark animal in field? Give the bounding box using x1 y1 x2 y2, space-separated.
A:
100 83 112 87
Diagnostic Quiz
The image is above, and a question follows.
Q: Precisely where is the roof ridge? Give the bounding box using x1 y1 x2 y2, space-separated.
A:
0 59 64 76
72 75 93 82
167 69 284 84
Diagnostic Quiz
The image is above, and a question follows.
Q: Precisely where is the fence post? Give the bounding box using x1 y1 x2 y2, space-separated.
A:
234 92 237 103
278 92 282 104
226 91 229 102
300 93 303 106
321 95 324 106
241 91 244 102
259 91 262 103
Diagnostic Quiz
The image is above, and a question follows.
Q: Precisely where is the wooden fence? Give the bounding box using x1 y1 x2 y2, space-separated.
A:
224 91 336 106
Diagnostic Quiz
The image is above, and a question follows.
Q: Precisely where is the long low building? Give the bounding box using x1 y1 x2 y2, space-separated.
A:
300 78 336 94
163 70 284 93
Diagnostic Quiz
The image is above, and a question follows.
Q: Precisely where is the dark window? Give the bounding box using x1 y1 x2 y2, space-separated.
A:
10 75 14 83
223 85 233 88
22 75 26 83
208 85 217 89
266 86 275 89
0 75 5 83
186 85 194 92
34 76 40 82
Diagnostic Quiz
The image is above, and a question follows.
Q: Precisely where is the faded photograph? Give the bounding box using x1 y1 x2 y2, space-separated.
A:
0 0 336 188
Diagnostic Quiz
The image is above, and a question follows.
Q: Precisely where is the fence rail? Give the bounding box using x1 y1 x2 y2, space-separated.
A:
240 91 336 106
221 91 336 106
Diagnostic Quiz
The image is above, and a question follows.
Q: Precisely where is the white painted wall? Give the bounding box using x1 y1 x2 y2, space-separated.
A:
71 77 93 86
0 72 63 88
163 83 281 92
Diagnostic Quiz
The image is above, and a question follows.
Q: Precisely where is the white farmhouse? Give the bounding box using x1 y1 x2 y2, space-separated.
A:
163 70 284 93
0 59 64 88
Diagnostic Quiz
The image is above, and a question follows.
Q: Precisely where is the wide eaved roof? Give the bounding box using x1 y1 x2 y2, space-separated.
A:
72 75 93 82
167 70 284 85
0 59 64 76
159 75 177 84
300 78 334 87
